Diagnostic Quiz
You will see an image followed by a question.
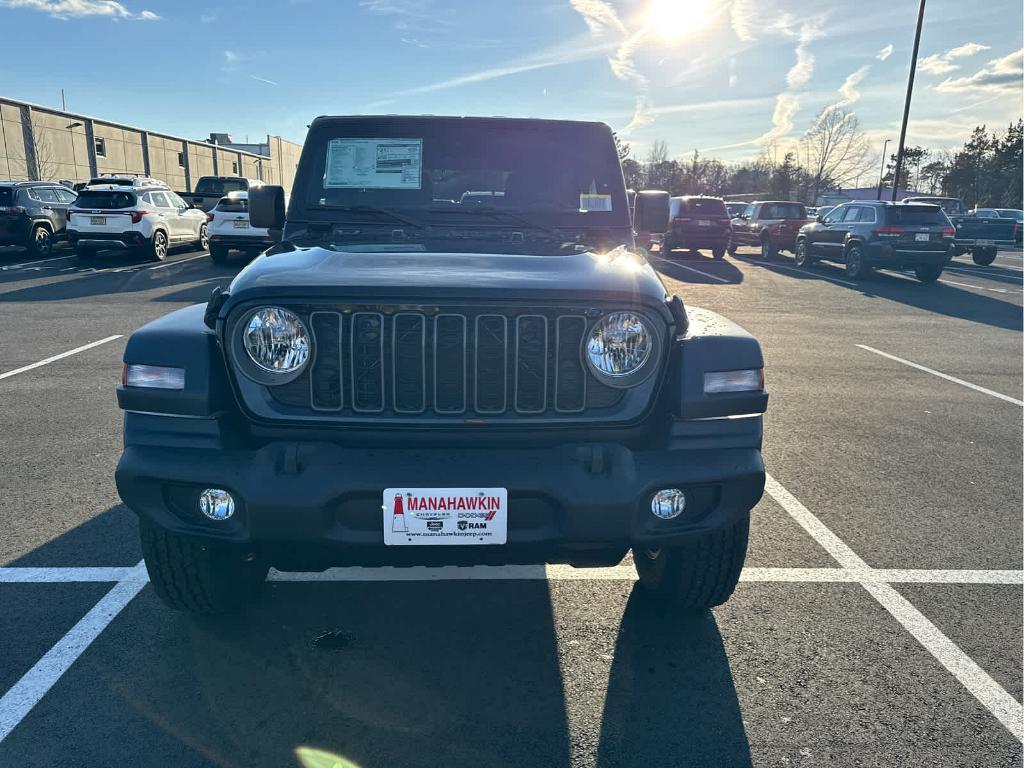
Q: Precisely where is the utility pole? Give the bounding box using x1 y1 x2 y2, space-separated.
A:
892 0 926 202
876 138 892 200
61 89 66 111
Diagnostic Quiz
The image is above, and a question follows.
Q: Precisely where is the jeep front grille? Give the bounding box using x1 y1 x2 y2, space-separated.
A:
229 303 664 425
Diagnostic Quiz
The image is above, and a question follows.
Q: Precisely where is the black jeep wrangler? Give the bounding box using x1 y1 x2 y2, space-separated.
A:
115 116 767 614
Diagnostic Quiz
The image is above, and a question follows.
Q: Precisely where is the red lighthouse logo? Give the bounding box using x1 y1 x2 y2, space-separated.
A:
391 494 407 533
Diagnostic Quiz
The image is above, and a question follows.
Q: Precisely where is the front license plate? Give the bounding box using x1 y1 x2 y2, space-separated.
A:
977 239 994 247
90 216 106 225
383 488 508 546
915 233 930 242
697 219 711 226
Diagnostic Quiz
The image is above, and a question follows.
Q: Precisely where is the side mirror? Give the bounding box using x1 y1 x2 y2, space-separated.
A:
177 204 188 213
816 215 825 223
249 184 286 231
633 190 670 235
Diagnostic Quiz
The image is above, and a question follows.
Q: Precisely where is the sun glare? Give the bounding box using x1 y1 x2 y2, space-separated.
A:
646 0 716 41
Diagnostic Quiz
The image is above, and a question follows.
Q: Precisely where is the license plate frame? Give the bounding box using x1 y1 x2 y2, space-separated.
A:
915 233 930 242
90 216 106 226
383 488 508 546
233 219 248 228
697 219 711 227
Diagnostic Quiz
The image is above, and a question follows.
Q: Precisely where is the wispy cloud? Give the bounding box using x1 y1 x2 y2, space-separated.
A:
876 44 893 61
199 11 217 23
249 75 277 86
834 65 870 108
0 0 159 20
785 19 824 88
918 41 990 75
936 48 1023 94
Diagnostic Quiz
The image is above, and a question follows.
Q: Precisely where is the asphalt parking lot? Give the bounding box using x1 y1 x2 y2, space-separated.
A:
0 242 1021 767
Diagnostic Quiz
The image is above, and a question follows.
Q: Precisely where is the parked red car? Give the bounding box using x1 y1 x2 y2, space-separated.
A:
728 201 809 259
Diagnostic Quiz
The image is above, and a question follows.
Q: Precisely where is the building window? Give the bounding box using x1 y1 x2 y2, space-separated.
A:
177 152 185 168
231 161 239 175
94 137 106 157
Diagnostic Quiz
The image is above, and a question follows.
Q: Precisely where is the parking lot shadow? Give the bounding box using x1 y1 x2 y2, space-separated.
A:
4 504 141 568
597 590 751 766
734 253 1023 332
651 253 744 285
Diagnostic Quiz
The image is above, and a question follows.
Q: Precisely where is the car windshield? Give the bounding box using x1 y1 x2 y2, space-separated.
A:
195 178 247 195
216 196 248 213
761 203 806 219
75 190 135 208
996 209 1023 220
909 197 964 215
889 205 947 225
297 117 628 231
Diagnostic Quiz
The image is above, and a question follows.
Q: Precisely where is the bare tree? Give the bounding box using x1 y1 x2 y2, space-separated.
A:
28 122 61 181
798 108 874 203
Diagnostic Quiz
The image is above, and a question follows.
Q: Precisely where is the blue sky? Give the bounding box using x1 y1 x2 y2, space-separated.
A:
0 0 1021 163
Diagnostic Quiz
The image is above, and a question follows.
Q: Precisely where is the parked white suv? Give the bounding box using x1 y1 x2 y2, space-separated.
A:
68 184 209 261
206 191 275 263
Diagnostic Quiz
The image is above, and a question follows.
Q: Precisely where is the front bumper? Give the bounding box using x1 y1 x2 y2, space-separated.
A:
116 420 765 568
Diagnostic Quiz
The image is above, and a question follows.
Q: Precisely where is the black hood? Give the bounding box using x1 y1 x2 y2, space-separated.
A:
221 245 671 314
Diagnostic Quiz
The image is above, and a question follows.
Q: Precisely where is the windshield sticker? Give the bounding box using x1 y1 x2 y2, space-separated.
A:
324 138 422 189
579 193 613 212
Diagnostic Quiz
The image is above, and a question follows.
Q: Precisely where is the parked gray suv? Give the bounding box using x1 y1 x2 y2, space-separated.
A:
0 181 78 255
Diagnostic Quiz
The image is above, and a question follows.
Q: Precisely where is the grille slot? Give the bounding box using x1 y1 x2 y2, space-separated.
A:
475 315 508 414
351 313 384 412
434 314 467 414
515 315 548 414
555 316 587 412
310 312 342 411
393 313 426 413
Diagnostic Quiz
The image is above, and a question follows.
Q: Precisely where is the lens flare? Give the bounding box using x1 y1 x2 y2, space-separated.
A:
646 0 715 41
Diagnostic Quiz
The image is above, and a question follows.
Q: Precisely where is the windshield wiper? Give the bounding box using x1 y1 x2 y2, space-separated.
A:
314 204 424 230
426 205 564 238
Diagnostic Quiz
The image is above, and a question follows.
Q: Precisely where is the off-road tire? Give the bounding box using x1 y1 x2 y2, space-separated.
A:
632 515 749 611
760 236 778 260
794 239 813 267
29 224 53 256
915 264 944 283
844 243 871 279
209 243 230 264
140 521 267 614
972 247 997 266
148 230 168 262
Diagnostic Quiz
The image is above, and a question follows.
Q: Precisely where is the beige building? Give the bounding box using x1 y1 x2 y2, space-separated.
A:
0 95 303 194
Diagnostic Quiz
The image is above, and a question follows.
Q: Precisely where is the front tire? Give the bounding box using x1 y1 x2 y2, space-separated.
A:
632 515 749 611
844 243 871 279
29 224 53 256
972 247 996 266
148 230 168 261
140 521 267 614
794 239 813 267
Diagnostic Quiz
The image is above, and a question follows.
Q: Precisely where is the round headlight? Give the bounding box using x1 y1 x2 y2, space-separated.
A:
586 312 653 380
242 307 310 374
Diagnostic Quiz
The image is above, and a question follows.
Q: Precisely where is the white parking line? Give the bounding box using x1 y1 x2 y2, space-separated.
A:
0 253 78 271
764 474 1024 741
649 256 732 284
0 563 147 743
856 344 1024 407
146 254 208 270
0 335 122 381
938 278 1012 294
0 567 140 583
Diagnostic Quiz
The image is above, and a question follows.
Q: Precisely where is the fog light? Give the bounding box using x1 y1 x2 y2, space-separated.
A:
650 488 686 520
199 488 235 521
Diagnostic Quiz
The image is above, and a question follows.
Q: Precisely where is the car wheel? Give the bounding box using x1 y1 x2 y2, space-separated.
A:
197 223 209 252
726 240 737 256
140 521 267 614
914 264 944 283
972 247 996 266
209 243 230 264
844 243 871 279
712 246 726 259
29 224 53 256
632 515 749 611
760 236 778 260
148 230 168 261
794 239 813 267
661 236 674 254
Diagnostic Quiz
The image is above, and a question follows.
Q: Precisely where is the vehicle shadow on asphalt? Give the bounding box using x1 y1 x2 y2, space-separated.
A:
733 253 1023 332
596 591 751 767
4 504 141 567
650 252 744 285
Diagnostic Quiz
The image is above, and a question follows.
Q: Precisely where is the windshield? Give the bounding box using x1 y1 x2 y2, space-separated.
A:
908 197 964 216
678 198 727 216
889 205 948 225
996 209 1023 221
761 203 806 219
195 178 247 195
296 117 628 230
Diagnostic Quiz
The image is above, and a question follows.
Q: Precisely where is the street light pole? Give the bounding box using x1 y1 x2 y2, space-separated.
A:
876 138 891 200
892 0 927 202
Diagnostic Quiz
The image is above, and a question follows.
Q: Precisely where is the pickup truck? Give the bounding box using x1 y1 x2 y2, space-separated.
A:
902 196 1017 265
115 115 768 615
178 176 263 212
